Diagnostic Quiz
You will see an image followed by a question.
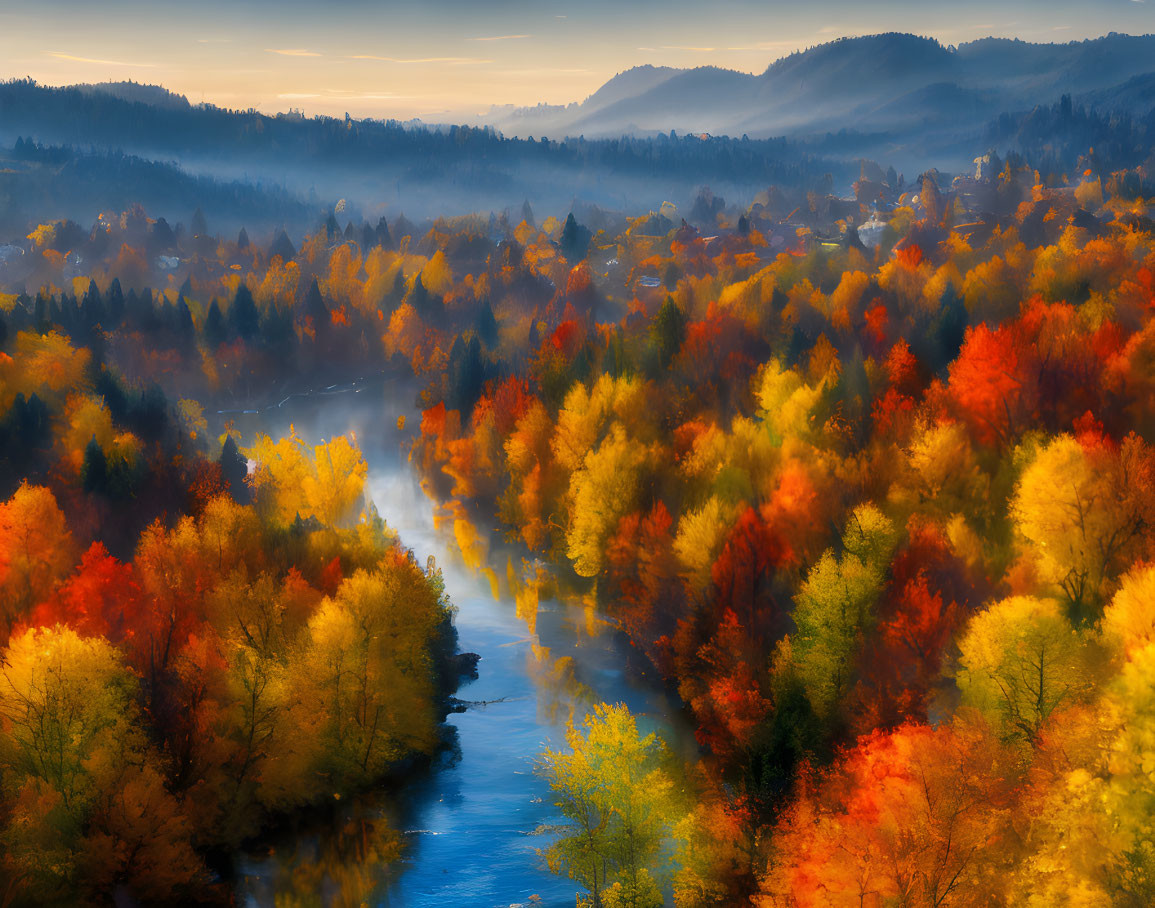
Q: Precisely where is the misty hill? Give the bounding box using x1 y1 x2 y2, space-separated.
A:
0 78 850 223
0 139 311 236
72 81 192 111
481 32 1155 167
5 30 1155 231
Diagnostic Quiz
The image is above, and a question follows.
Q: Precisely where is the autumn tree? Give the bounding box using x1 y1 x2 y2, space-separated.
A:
565 424 652 578
539 703 678 908
956 595 1096 744
0 626 206 901
788 503 897 719
301 557 448 787
759 717 1018 908
0 483 74 632
1011 432 1155 621
944 322 1037 448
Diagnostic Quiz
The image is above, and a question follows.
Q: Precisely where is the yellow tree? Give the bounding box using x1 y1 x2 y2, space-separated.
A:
502 399 557 552
247 431 368 528
552 374 644 473
246 430 311 525
1100 642 1155 903
0 626 205 901
300 559 446 787
565 424 650 578
0 626 136 812
1010 705 1118 906
956 596 1095 744
0 331 90 410
302 434 368 528
754 359 826 443
0 483 75 632
789 503 897 718
1011 434 1155 621
673 496 735 594
539 702 677 908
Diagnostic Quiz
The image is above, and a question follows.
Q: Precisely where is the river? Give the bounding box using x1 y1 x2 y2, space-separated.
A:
216 378 691 907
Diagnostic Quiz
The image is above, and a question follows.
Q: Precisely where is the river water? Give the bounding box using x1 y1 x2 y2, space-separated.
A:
219 379 690 907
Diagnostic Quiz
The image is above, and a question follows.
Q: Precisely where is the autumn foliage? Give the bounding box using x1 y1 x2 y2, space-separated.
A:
7 155 1155 904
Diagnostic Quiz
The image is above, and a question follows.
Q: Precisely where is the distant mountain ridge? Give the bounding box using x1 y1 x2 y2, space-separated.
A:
4 32 1155 224
479 32 1155 158
72 81 191 111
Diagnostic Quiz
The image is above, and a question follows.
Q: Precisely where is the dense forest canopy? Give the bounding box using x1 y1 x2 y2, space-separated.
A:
3 122 1155 902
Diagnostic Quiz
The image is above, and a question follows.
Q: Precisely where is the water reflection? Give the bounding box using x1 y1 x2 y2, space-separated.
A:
240 806 406 908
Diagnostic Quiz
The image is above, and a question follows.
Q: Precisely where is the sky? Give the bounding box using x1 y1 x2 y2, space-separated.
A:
1 0 1153 120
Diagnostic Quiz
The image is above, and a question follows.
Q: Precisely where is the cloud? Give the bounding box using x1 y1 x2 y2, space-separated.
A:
266 48 321 57
498 67 591 76
661 45 717 51
277 92 321 99
728 40 803 51
45 51 156 67
469 34 532 42
324 91 418 100
348 54 491 65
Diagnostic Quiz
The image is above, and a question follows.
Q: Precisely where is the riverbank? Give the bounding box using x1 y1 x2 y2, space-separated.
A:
226 388 692 907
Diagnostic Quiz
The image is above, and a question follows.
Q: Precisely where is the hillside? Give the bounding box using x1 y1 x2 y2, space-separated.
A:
480 32 1155 168
0 79 852 221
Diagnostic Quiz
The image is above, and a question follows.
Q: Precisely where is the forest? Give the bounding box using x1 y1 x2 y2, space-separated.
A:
0 79 851 231
2 138 1155 905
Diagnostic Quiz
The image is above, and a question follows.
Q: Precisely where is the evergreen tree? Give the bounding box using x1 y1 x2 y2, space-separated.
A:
136 288 162 334
33 292 48 332
190 207 208 239
560 212 590 261
261 303 295 354
81 279 105 329
303 277 329 334
1 393 49 472
130 383 169 442
94 371 129 422
269 229 296 261
175 298 196 350
219 435 250 503
448 334 485 414
375 216 393 249
229 284 260 342
476 298 498 349
409 274 431 316
81 436 107 495
150 217 176 252
384 268 406 312
651 296 686 369
105 278 125 326
204 299 227 347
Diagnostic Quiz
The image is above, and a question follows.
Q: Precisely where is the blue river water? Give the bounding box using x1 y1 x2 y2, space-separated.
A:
223 380 690 907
